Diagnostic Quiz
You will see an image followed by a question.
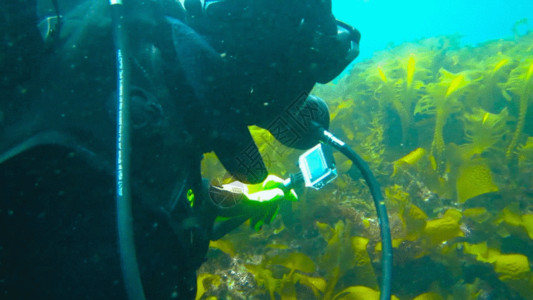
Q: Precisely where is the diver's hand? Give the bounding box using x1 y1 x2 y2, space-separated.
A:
243 175 298 203
242 175 298 231
217 175 298 231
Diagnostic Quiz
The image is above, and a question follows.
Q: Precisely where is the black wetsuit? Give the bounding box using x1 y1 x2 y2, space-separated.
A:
0 0 359 299
1 0 211 299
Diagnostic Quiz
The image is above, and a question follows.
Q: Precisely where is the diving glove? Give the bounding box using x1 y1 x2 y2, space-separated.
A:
237 174 298 203
234 175 297 231
211 175 297 231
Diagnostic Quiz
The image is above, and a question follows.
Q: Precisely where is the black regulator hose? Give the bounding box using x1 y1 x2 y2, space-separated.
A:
320 129 392 300
109 1 147 300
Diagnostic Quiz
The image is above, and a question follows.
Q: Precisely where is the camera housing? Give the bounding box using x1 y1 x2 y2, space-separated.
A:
298 143 337 190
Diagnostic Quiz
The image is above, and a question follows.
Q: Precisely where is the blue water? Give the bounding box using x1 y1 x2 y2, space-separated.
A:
333 0 533 60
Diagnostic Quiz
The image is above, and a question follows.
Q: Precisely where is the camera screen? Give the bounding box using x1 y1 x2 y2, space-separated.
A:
306 148 328 182
298 144 337 190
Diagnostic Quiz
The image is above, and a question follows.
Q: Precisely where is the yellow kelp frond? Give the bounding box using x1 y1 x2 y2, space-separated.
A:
423 209 463 246
521 214 533 239
422 69 473 106
479 55 513 83
293 273 326 296
358 111 387 173
391 53 429 145
201 152 229 184
406 55 416 88
333 286 400 300
505 59 533 160
316 221 335 242
494 254 531 281
395 53 431 94
475 56 514 110
385 184 410 209
374 239 404 251
373 66 396 103
462 107 509 157
367 50 431 146
266 243 289 250
334 152 353 173
319 220 374 300
245 263 280 300
492 58 512 74
495 206 533 239
269 252 316 275
463 241 501 264
196 273 222 300
351 237 378 288
385 184 427 239
392 147 426 176
463 207 491 224
330 98 355 121
413 292 444 300
456 158 499 203
367 55 402 86
518 137 533 168
506 58 533 97
499 206 523 227
445 73 468 98
414 94 436 116
249 125 298 176
377 66 388 82
403 204 429 240
277 275 297 300
209 239 236 257
493 254 533 299
423 69 471 100
415 69 474 170
320 221 355 271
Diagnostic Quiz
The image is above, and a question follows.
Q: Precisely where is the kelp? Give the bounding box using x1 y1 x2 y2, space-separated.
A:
374 54 428 145
414 69 474 172
461 107 509 158
505 59 533 160
197 31 533 299
455 158 499 203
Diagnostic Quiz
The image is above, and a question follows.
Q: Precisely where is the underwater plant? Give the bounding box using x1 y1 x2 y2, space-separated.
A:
474 57 514 113
391 147 426 177
195 273 222 300
414 68 474 172
197 32 533 300
358 111 387 174
461 107 509 158
504 59 533 161
455 157 499 204
374 54 429 146
316 220 378 299
518 137 533 169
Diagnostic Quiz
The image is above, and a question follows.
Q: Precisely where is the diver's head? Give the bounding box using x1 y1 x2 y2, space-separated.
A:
308 20 361 84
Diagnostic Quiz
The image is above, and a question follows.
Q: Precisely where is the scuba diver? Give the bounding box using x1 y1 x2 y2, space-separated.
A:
0 0 360 299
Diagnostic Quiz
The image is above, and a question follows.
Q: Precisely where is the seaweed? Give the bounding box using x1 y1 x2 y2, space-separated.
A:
505 59 533 161
198 32 533 299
